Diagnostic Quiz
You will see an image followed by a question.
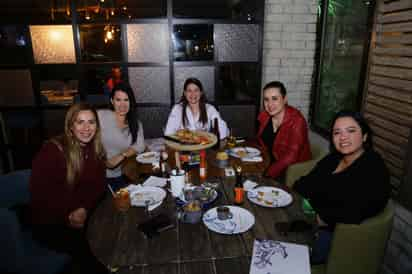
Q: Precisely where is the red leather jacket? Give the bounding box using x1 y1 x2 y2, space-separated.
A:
257 105 311 178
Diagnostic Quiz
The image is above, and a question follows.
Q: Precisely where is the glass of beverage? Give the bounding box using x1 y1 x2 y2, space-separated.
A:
113 188 131 212
227 128 236 149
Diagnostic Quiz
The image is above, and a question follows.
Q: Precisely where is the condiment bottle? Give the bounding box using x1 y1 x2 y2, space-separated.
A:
199 150 207 181
234 165 244 205
159 150 168 177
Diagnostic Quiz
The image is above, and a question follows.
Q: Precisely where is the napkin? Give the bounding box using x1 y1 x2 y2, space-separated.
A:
243 180 258 191
143 176 168 188
242 156 263 162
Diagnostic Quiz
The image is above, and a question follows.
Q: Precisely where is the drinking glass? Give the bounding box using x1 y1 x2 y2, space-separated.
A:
113 188 131 212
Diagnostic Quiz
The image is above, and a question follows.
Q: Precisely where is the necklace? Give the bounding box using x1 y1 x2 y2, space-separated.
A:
272 119 280 133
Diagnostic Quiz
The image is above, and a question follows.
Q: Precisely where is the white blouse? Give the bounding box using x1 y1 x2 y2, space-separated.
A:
164 103 229 139
98 109 145 178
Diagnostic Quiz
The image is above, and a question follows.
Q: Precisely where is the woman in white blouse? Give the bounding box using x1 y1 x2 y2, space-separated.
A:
165 78 229 139
98 82 145 191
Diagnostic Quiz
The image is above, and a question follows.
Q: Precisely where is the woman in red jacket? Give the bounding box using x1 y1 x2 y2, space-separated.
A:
257 81 311 179
29 103 108 273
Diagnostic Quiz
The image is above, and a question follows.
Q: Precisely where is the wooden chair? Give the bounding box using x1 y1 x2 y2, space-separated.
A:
285 143 328 188
311 201 394 274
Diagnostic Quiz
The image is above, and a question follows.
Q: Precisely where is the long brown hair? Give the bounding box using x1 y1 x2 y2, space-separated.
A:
179 78 208 128
51 103 105 186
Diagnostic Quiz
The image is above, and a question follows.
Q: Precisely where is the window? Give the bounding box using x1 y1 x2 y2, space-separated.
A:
312 0 374 131
173 25 214 61
173 0 260 22
79 24 122 62
0 25 30 65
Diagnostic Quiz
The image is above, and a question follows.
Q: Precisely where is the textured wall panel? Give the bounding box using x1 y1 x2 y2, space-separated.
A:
127 24 169 63
30 25 76 64
215 24 259 62
219 105 256 137
0 69 34 106
129 67 170 104
137 106 171 138
174 66 214 102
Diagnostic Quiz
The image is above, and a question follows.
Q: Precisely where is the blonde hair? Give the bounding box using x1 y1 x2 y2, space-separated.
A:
51 103 105 186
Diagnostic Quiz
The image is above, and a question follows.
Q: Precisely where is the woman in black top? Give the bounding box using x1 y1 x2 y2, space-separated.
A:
293 111 390 263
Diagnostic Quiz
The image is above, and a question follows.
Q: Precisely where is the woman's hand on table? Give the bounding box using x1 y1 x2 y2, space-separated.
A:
68 207 87 229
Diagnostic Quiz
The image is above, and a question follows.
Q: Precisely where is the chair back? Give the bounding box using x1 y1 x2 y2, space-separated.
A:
0 169 31 208
324 201 394 274
285 143 327 188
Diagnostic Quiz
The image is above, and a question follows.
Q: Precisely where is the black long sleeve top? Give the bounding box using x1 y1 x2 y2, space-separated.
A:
293 149 390 228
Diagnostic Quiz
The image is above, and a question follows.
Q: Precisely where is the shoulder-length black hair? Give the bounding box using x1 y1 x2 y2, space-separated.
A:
263 81 287 97
179 77 208 128
110 82 139 145
329 110 373 153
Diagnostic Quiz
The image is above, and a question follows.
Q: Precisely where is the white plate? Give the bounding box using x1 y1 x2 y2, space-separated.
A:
129 186 166 207
136 151 160 164
229 147 261 159
203 206 255 234
247 186 293 208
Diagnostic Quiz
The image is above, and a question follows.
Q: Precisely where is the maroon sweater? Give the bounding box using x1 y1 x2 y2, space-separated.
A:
30 142 106 226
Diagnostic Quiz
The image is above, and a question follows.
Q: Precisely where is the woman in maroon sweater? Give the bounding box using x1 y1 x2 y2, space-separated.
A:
29 103 107 273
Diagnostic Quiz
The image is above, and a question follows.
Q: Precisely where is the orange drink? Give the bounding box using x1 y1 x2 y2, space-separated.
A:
113 188 131 212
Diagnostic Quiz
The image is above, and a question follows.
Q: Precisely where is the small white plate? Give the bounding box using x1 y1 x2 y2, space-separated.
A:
229 147 261 159
247 186 293 208
136 151 160 164
129 186 166 207
203 206 255 234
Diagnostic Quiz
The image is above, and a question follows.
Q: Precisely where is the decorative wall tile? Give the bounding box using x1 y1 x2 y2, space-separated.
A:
0 69 34 106
219 105 256 137
129 67 170 104
30 25 76 64
127 24 169 63
174 66 214 102
215 24 259 62
137 106 171 138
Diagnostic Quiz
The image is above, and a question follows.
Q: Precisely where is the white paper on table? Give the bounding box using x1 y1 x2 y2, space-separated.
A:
243 180 258 192
142 176 168 188
249 239 310 274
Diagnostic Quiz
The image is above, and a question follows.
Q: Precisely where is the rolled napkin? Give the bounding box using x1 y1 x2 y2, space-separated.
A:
241 156 263 162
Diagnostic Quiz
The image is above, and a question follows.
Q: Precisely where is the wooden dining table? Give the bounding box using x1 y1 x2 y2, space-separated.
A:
87 146 313 274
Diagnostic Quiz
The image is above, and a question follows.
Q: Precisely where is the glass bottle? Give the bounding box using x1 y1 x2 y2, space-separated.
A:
212 117 220 150
234 165 244 205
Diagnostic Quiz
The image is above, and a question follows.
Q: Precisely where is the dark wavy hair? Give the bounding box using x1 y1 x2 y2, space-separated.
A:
329 110 373 153
179 77 208 128
110 82 139 144
263 81 287 97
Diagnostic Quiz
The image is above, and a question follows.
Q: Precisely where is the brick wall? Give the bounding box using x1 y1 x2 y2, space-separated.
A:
262 0 318 119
